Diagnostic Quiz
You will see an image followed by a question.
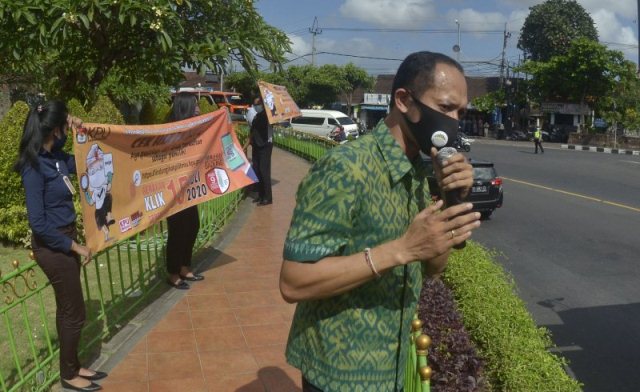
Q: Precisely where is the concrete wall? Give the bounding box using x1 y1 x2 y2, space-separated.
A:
568 132 640 150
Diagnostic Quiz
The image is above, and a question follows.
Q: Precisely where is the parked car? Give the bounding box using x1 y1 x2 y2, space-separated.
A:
290 109 359 140
172 89 250 121
423 157 503 219
505 130 528 141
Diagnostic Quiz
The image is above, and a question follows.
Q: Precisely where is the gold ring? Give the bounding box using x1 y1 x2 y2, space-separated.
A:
450 230 456 239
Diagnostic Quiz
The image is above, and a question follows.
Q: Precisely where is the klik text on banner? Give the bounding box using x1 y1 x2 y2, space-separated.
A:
257 80 301 124
73 109 257 253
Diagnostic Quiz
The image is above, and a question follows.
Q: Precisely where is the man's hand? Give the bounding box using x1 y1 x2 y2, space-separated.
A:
430 147 474 199
399 200 480 263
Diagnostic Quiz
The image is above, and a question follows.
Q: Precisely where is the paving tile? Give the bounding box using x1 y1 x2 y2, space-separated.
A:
205 373 265 392
129 338 148 355
99 381 148 392
258 365 302 392
198 350 259 377
223 278 280 294
152 309 192 332
186 280 226 296
146 329 197 353
190 308 238 329
148 376 207 392
242 323 291 348
251 344 288 367
105 354 148 383
187 294 230 312
228 290 287 309
147 351 202 381
194 326 247 352
234 306 292 326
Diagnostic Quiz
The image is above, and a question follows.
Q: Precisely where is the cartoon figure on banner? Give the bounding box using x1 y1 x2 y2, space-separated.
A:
80 144 116 241
263 88 277 116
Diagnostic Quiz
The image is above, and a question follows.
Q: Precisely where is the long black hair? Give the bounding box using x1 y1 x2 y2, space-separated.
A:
14 100 68 172
169 92 198 122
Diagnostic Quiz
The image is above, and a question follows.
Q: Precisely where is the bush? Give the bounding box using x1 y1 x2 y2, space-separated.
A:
0 102 30 244
86 96 124 125
154 101 171 124
443 243 582 391
198 98 218 114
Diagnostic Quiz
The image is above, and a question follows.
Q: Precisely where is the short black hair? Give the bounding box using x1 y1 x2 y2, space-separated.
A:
390 51 464 108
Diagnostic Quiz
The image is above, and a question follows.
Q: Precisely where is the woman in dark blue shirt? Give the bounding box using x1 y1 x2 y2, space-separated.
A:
14 101 107 392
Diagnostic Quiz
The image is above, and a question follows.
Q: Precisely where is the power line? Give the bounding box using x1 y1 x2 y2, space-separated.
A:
309 17 322 66
320 27 503 34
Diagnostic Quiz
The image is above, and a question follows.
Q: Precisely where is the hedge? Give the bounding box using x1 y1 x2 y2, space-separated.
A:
444 243 582 391
0 97 125 245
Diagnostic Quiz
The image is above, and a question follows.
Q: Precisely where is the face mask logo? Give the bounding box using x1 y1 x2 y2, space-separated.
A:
402 93 459 154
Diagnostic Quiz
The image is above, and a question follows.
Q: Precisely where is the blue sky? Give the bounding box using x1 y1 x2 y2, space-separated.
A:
254 0 639 77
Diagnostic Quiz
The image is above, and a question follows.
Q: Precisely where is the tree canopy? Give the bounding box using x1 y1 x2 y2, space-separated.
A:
226 63 375 109
0 0 291 104
518 39 628 110
518 0 598 62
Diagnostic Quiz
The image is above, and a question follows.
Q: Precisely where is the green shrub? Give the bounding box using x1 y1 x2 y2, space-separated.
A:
86 96 124 125
67 98 89 119
154 101 171 124
0 102 30 244
199 98 218 114
444 243 582 391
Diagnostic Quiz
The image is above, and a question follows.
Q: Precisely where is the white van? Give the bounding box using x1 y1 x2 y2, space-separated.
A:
290 109 359 140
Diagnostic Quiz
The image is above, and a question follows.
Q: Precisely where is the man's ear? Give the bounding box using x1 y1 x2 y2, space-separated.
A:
393 88 411 114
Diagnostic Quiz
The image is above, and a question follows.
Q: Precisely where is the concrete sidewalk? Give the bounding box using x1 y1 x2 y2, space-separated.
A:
97 148 310 392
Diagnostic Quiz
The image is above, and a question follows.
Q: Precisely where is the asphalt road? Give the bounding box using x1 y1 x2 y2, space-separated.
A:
466 140 640 392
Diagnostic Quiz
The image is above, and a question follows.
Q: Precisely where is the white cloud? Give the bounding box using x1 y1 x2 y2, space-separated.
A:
591 9 638 59
287 34 312 61
340 0 437 28
447 8 507 37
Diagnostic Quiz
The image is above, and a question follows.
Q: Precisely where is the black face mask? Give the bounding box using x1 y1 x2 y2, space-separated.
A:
52 131 68 151
403 93 459 154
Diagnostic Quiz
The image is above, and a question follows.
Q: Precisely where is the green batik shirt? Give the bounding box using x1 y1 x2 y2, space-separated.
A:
283 120 432 392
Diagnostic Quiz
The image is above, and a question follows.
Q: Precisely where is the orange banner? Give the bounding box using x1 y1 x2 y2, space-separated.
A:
257 80 301 124
73 109 257 253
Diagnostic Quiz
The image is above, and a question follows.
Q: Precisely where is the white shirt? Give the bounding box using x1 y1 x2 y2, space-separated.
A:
246 106 257 126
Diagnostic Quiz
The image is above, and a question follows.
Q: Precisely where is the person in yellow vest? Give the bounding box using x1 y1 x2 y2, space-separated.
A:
534 127 544 154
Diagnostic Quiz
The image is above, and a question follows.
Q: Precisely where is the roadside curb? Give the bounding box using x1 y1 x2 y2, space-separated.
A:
561 144 640 156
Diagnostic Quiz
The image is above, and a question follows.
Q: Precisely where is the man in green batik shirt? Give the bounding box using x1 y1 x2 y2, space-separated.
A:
279 51 482 392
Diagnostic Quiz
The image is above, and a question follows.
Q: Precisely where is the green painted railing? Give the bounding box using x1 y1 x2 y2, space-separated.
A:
0 185 243 391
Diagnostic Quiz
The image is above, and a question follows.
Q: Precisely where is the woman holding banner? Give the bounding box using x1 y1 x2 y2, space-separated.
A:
15 101 107 392
165 92 205 290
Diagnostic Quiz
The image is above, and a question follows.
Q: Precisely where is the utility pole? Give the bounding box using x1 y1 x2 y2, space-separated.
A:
499 23 511 88
309 17 322 66
637 0 640 69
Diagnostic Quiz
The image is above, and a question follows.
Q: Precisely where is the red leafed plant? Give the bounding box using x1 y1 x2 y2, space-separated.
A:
417 277 487 392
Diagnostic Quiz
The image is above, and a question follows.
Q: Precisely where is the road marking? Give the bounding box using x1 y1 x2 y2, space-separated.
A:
503 177 640 213
623 160 640 165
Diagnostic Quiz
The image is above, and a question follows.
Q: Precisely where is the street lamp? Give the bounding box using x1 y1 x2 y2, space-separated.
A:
453 19 461 61
453 19 462 61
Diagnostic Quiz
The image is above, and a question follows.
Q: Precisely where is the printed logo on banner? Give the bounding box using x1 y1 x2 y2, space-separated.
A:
206 168 230 194
119 217 132 233
130 211 143 228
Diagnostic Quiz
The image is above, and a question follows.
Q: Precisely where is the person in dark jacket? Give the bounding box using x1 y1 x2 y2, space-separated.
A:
249 97 273 205
165 93 205 290
15 101 107 392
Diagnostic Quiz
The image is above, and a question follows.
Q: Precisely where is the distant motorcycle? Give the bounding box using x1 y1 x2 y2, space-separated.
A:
453 134 472 152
